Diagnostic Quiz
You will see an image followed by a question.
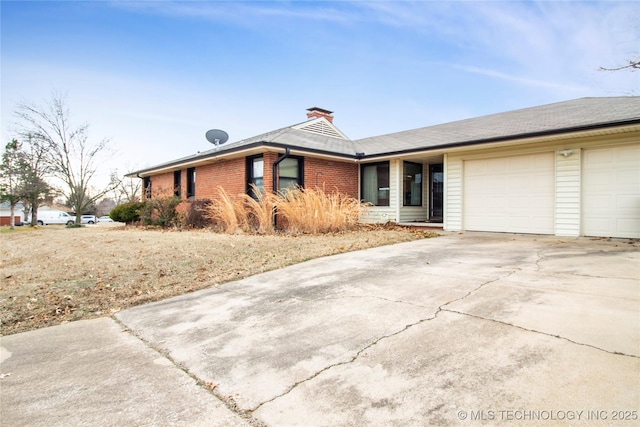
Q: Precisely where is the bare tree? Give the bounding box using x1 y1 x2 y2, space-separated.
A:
110 170 142 204
599 58 640 72
15 93 117 224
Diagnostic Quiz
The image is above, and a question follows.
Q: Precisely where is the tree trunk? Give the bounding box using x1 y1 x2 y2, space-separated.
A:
30 201 39 227
9 203 16 230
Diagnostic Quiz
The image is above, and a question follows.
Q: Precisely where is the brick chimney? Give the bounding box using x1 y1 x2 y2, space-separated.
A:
306 107 334 123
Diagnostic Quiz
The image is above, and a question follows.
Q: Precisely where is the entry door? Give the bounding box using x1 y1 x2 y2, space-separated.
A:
429 164 443 221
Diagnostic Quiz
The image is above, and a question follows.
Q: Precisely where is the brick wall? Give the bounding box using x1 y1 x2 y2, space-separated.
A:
195 158 246 200
304 158 359 197
149 152 360 203
150 172 174 198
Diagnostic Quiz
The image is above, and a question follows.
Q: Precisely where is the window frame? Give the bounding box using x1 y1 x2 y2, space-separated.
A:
360 161 390 206
278 155 304 193
143 176 152 199
246 155 264 198
186 167 196 199
402 161 423 207
173 170 182 198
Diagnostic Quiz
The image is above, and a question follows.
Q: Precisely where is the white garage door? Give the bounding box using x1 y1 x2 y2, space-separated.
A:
582 144 640 238
464 152 555 234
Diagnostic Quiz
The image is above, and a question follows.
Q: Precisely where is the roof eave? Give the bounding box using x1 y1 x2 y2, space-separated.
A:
126 141 358 178
358 119 640 161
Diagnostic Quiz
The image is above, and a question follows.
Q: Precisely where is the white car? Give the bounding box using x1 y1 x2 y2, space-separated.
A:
98 215 114 222
81 215 97 224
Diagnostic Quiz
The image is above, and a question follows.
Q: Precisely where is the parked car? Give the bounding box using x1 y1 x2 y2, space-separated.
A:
97 215 114 222
36 210 76 225
81 215 97 224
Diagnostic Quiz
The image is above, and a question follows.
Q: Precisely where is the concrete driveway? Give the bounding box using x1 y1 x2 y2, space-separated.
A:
2 232 639 426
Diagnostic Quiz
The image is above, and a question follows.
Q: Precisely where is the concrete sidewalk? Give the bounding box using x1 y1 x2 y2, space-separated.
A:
0 317 250 427
2 232 639 426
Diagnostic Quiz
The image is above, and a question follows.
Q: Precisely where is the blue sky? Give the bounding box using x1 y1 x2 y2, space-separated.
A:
2 1 638 187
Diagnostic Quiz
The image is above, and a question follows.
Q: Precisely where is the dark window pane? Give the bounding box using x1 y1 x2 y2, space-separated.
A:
361 162 389 206
403 162 422 206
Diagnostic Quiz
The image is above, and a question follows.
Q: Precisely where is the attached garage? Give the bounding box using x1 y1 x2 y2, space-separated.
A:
463 152 555 234
582 144 640 238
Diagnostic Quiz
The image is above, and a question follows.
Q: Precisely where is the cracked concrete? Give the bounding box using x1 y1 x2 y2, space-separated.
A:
3 232 638 426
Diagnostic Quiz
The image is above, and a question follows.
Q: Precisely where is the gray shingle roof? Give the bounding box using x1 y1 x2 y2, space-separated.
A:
129 97 639 176
354 97 640 156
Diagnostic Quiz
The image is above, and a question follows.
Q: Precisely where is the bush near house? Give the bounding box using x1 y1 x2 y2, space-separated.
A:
109 201 144 224
182 199 213 229
140 196 181 228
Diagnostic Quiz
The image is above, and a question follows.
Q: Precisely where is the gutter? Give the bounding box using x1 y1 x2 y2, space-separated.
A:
356 120 640 161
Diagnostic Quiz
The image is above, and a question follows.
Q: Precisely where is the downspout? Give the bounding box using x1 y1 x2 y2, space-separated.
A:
272 147 291 229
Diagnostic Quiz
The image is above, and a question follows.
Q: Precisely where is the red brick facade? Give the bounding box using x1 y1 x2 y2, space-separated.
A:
195 157 246 199
149 172 174 198
303 157 358 197
147 152 360 202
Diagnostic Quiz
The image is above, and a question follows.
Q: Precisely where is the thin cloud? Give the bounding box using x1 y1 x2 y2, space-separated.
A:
456 65 589 92
110 0 356 27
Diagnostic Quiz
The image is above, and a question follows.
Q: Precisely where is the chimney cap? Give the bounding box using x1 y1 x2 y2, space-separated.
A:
306 106 333 115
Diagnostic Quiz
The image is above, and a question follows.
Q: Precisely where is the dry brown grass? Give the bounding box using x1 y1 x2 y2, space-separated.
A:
276 186 363 234
240 184 277 234
206 186 366 234
0 223 438 335
206 186 249 233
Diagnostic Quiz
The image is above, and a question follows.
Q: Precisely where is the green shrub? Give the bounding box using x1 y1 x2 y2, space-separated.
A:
110 202 144 224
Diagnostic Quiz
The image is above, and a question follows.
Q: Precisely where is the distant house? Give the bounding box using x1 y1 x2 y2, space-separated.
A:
128 98 640 238
0 202 27 226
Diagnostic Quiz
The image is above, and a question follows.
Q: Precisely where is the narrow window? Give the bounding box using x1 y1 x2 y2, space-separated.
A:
278 156 303 192
403 162 423 206
186 167 196 199
143 176 151 199
361 162 390 206
173 170 181 198
247 155 264 198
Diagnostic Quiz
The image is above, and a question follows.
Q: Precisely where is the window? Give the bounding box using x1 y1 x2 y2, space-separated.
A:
173 170 181 198
247 155 264 198
278 156 303 192
361 162 390 206
143 177 151 199
403 162 423 206
186 167 196 199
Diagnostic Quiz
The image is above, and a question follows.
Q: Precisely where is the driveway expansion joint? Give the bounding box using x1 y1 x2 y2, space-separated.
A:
251 309 442 413
439 270 519 310
112 316 268 427
441 309 640 359
251 271 521 412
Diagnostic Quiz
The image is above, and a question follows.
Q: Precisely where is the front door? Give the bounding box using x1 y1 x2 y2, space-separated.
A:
429 164 443 221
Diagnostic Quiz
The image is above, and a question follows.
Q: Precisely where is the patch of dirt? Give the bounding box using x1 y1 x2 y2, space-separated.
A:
0 224 438 335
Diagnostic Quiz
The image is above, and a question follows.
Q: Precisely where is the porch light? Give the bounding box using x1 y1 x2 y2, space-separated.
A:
559 149 574 157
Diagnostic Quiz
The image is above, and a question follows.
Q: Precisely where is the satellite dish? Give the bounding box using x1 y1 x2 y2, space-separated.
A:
205 129 229 148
